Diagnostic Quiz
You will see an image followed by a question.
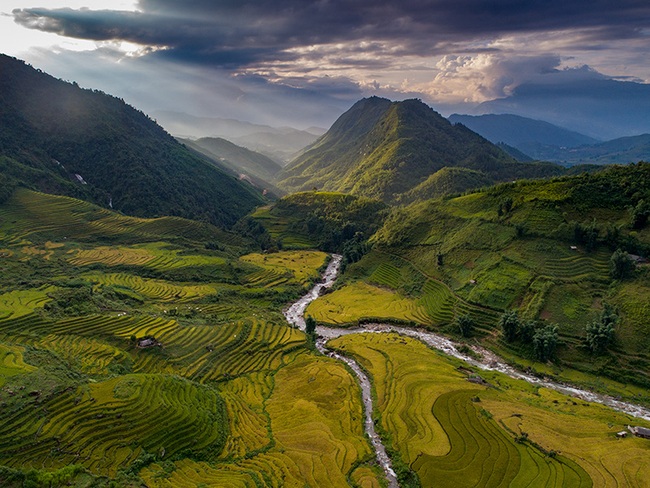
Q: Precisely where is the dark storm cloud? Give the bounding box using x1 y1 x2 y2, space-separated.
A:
13 0 650 68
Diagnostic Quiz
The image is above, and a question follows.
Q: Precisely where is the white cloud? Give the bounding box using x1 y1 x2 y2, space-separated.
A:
403 54 566 103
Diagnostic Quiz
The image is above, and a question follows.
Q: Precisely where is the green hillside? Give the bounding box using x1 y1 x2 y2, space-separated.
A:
331 162 650 389
0 55 264 227
277 97 564 202
251 190 388 252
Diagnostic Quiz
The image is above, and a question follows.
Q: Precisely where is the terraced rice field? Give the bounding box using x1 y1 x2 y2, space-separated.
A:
414 390 588 487
241 251 327 287
418 280 456 326
69 242 227 270
0 288 53 320
264 355 372 487
0 343 35 386
368 262 402 289
0 374 227 476
306 282 427 325
0 313 306 381
141 355 374 488
37 334 129 375
540 248 610 282
329 332 650 487
0 189 228 243
249 207 316 249
320 251 498 330
84 273 218 301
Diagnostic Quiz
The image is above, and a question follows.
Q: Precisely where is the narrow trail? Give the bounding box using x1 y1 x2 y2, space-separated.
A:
284 253 650 487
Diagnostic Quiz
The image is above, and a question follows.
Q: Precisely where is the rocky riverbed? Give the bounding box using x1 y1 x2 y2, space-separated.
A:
284 253 650 487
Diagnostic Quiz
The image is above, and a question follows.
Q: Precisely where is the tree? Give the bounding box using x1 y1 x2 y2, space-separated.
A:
305 315 317 335
532 324 558 361
631 199 650 229
519 320 537 343
585 219 599 252
609 249 634 280
585 303 618 353
456 314 475 337
498 310 520 342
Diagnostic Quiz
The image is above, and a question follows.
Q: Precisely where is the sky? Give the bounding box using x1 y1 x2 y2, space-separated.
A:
2 0 650 136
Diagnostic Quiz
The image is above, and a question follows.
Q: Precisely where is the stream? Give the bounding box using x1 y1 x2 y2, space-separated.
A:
284 253 650 487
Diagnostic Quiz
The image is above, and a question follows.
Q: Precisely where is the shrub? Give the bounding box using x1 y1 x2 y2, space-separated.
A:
532 324 558 362
609 249 634 280
305 315 317 335
585 303 618 353
455 314 475 338
498 310 520 342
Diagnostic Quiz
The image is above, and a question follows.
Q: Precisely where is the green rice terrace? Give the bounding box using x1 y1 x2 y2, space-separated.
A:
1 164 650 487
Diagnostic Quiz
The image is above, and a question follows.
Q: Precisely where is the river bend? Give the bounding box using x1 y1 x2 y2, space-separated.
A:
284 253 650 487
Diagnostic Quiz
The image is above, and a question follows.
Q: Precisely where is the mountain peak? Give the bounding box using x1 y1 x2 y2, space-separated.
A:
277 98 558 202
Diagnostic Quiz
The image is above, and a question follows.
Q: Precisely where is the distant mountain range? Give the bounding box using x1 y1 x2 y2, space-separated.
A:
153 111 323 164
449 114 650 165
277 97 564 203
0 54 264 227
471 75 650 140
179 136 283 192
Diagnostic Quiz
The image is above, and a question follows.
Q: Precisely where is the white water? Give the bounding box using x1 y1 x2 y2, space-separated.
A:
284 254 399 487
284 253 650 487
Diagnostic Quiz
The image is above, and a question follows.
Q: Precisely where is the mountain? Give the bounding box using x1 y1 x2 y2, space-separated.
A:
152 110 322 163
231 129 323 164
277 97 564 203
448 114 650 165
448 114 598 154
0 55 264 227
496 142 534 162
535 134 650 166
179 137 283 185
472 75 650 140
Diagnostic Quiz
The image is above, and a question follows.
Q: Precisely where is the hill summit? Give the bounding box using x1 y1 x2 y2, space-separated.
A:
277 97 562 203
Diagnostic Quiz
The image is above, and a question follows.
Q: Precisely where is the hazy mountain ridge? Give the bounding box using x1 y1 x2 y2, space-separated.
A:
449 113 598 147
153 110 322 163
473 77 650 140
278 97 564 202
179 137 282 184
450 114 650 165
0 55 264 227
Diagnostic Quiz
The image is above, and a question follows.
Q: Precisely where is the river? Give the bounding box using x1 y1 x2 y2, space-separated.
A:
284 253 650 487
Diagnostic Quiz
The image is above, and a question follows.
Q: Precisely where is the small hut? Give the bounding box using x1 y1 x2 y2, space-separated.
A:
628 426 650 439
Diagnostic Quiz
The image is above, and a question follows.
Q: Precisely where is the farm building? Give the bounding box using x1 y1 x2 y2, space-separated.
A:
628 426 650 439
137 337 161 348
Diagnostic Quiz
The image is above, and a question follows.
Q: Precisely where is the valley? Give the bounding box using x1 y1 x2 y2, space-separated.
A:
1 54 650 488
